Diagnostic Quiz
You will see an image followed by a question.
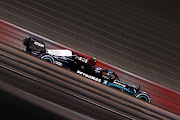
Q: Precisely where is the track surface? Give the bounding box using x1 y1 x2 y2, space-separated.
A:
0 20 180 116
0 0 180 116
1 43 179 120
0 0 180 92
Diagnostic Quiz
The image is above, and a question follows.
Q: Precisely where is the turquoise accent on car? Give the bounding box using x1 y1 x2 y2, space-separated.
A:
139 96 148 101
103 80 108 85
108 83 135 94
44 57 52 63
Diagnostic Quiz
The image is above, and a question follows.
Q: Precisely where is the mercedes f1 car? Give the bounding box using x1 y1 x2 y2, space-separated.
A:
23 37 151 103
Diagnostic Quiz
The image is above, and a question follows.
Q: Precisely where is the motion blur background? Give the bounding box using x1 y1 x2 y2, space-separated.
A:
129 0 180 24
0 0 180 119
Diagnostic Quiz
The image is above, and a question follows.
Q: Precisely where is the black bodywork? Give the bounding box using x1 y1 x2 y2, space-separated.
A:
23 37 151 103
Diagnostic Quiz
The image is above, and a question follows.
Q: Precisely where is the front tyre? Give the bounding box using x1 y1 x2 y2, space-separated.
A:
134 91 151 103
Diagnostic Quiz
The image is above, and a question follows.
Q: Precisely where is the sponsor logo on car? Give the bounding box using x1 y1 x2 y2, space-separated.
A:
34 41 45 48
55 61 63 66
75 56 88 63
103 80 108 85
113 80 126 88
77 70 101 82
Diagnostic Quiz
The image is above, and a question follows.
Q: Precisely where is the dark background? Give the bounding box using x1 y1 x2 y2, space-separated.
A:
132 0 180 25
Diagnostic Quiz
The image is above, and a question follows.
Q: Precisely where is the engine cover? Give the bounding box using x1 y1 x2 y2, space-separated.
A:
46 49 72 56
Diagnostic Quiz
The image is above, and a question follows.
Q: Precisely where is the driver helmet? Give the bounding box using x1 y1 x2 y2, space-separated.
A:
88 57 96 66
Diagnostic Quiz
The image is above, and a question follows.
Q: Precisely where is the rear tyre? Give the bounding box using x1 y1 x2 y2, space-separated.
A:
39 54 55 64
134 91 151 103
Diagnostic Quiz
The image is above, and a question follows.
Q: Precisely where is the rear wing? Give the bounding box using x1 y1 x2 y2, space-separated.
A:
23 37 46 54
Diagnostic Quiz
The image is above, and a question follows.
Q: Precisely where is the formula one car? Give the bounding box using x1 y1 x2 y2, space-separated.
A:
23 37 151 103
90 68 151 102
